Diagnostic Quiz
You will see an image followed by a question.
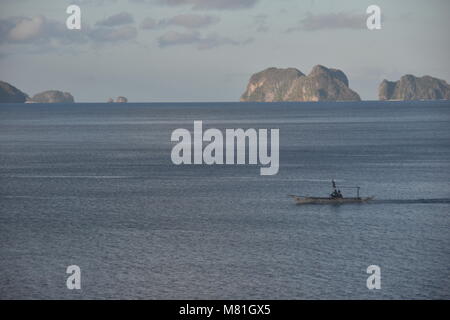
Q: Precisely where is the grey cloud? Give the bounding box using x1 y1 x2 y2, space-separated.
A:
141 14 219 30
253 14 269 33
158 30 252 49
165 14 219 28
287 12 365 32
197 34 253 50
0 15 88 45
158 30 200 46
89 25 137 42
96 12 134 27
0 15 137 48
71 0 118 5
155 0 259 10
140 17 159 30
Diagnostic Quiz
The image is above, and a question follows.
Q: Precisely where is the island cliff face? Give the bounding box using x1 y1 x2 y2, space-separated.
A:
0 81 29 103
30 90 75 103
379 75 450 100
240 65 361 102
115 96 128 103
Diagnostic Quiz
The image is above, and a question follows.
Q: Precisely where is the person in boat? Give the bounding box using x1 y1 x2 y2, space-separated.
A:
331 189 339 198
330 189 343 199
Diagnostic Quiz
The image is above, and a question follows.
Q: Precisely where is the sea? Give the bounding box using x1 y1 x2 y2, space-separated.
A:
0 100 449 299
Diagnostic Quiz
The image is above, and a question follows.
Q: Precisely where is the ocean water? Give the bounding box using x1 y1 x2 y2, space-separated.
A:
0 101 449 299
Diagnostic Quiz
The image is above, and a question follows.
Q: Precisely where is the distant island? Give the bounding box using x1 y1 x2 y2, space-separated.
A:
379 75 450 100
0 81 29 103
108 96 128 103
28 90 74 103
0 80 129 104
240 65 361 102
0 81 74 103
2 71 450 103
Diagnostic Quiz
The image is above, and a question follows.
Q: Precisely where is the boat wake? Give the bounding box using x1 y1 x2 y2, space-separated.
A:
369 198 450 204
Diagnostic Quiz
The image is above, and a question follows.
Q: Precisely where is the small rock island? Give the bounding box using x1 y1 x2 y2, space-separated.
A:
107 97 128 103
240 65 361 102
379 74 450 100
115 96 128 103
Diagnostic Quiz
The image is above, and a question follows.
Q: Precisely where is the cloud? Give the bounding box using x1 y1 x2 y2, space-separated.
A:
141 14 219 30
0 15 137 48
89 25 137 42
71 0 118 5
286 12 365 32
7 16 45 42
0 15 88 45
95 12 134 27
158 30 252 49
158 30 200 46
165 14 219 28
253 14 269 33
155 0 259 10
140 17 159 30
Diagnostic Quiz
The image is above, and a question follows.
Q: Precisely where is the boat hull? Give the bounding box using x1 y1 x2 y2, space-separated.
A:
290 195 374 205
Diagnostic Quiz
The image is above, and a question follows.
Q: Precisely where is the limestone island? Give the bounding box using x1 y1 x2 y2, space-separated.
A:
108 96 128 103
240 65 361 102
115 96 128 103
379 74 450 100
28 90 75 103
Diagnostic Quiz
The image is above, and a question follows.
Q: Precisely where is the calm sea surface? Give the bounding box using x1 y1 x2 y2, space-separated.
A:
0 101 449 299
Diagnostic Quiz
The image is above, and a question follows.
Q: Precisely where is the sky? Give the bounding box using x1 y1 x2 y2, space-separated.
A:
0 0 449 102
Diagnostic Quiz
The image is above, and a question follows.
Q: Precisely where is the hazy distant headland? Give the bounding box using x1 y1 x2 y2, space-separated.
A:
0 81 29 103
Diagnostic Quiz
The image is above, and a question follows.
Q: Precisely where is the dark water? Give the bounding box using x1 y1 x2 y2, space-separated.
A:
0 101 449 299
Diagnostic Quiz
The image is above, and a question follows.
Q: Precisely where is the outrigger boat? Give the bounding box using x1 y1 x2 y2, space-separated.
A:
289 180 374 205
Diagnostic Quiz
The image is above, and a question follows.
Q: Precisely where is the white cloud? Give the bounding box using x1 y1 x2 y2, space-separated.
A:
7 16 46 42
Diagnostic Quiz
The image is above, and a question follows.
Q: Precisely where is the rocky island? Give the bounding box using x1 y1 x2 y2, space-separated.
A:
115 96 128 103
0 81 29 103
107 97 128 103
240 65 361 102
379 75 450 100
0 81 75 103
29 90 75 103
